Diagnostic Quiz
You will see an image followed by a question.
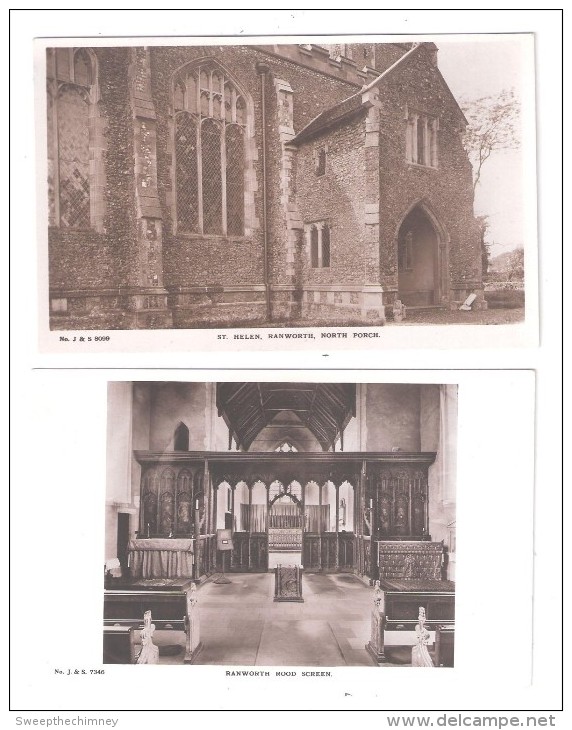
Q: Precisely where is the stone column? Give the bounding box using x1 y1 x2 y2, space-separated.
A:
247 484 253 570
335 483 340 571
229 485 236 569
318 482 323 572
203 459 211 573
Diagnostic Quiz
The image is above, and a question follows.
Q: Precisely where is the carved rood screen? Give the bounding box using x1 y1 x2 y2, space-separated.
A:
135 452 436 541
140 465 204 538
373 467 429 539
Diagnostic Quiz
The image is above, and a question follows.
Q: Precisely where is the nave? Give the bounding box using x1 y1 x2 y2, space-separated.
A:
105 382 457 668
127 572 386 667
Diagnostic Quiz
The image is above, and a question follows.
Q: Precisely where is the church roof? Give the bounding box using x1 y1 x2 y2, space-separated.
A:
290 42 466 145
216 382 356 451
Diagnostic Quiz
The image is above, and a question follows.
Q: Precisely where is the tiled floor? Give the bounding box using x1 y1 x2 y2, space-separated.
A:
146 572 386 667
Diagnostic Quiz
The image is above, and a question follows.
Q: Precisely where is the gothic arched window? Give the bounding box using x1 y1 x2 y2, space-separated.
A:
174 422 190 451
46 48 98 229
174 62 247 236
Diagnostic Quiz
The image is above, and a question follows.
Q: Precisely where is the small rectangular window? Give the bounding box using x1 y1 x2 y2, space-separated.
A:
307 222 331 269
321 225 330 268
310 227 319 267
315 147 326 176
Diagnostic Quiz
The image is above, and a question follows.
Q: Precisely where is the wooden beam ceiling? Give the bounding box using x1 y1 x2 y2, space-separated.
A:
216 383 356 451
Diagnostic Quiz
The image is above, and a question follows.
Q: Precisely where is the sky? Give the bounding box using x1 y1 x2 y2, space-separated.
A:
436 37 533 255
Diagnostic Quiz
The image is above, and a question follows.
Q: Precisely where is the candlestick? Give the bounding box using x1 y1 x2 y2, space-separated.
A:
195 499 199 510
369 499 373 509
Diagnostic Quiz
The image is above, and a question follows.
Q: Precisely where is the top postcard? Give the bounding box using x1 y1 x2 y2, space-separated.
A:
35 34 538 353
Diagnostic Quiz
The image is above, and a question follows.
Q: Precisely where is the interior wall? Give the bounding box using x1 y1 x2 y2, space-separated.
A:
420 385 440 451
340 413 359 451
212 403 232 451
364 384 421 451
131 383 151 521
148 382 208 451
425 384 458 579
105 382 133 561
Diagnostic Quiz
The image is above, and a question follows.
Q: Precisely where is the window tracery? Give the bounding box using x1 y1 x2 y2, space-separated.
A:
46 48 98 229
174 62 247 236
406 111 439 167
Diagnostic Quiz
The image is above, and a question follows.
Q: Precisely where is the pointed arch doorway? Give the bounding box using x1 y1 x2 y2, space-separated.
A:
397 204 447 307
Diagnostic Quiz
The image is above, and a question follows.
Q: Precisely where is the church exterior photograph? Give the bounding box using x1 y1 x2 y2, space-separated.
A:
104 381 457 667
46 41 486 330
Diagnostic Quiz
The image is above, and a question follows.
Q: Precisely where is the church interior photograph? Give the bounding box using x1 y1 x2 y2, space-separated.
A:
47 40 485 330
104 381 457 667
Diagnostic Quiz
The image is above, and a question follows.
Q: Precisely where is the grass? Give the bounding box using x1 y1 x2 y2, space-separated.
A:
400 307 525 326
233 307 526 328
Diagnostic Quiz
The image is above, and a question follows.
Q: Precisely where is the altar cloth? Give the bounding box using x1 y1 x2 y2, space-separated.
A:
128 538 194 579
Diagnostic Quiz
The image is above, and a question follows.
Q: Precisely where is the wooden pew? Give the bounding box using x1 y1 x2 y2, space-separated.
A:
381 585 455 632
104 589 188 630
103 625 136 664
103 578 201 663
434 625 455 667
367 541 455 664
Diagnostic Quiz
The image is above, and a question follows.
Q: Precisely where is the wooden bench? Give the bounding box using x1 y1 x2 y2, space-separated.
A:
103 579 201 663
104 590 188 630
103 625 136 664
367 541 455 665
434 625 455 667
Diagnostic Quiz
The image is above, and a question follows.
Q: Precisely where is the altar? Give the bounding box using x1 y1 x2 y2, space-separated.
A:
128 538 194 579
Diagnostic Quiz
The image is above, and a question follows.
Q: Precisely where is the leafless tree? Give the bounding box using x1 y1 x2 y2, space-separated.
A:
506 247 525 282
476 214 491 279
461 89 521 192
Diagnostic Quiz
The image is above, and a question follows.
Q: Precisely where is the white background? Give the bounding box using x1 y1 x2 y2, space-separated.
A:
9 6 564 723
